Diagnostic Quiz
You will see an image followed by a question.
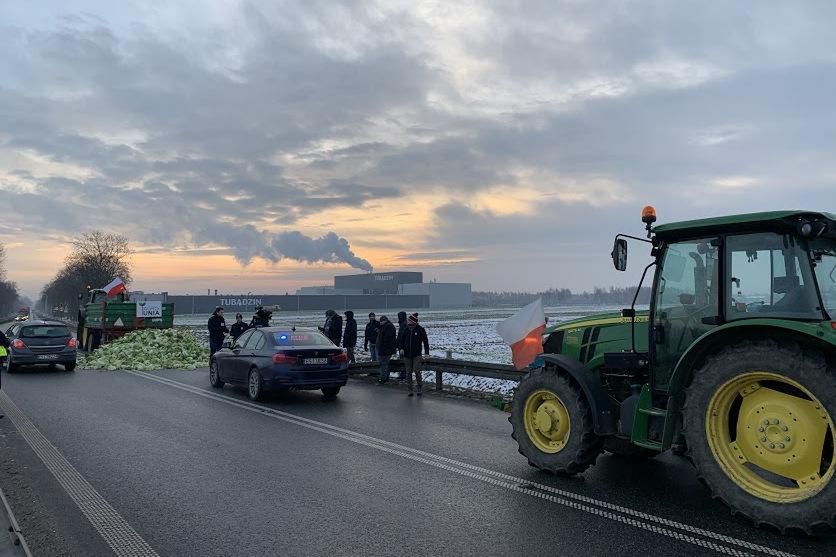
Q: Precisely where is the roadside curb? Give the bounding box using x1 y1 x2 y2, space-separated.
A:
0 486 33 557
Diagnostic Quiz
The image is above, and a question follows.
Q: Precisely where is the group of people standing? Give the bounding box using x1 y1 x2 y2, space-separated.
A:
362 311 429 396
208 305 430 396
318 309 431 396
207 305 273 357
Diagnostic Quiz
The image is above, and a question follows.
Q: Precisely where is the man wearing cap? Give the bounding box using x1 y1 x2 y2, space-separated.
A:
207 306 228 358
398 313 430 396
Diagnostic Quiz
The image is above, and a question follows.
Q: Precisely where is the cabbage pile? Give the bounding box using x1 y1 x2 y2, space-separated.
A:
79 329 208 371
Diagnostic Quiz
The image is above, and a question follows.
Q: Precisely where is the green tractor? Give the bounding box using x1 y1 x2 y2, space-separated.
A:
510 208 836 534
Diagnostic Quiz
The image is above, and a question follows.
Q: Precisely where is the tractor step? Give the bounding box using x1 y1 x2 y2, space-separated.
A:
633 440 663 451
630 383 670 450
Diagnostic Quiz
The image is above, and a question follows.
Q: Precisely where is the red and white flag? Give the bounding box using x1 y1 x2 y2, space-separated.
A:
103 277 127 297
496 298 546 370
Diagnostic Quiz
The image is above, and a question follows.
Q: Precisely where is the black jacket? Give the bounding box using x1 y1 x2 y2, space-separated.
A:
207 314 228 343
0 331 9 349
376 320 397 357
250 309 271 328
230 321 249 340
364 320 380 349
398 324 429 358
320 314 343 345
343 316 357 348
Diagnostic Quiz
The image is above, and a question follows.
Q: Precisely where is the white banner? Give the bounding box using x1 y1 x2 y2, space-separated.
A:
136 301 163 318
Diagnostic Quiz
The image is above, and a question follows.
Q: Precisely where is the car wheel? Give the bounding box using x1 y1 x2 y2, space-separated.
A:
209 360 225 389
64 362 76 372
322 386 340 400
6 359 17 374
248 368 263 401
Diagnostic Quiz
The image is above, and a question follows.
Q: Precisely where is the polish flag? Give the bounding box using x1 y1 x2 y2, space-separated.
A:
496 298 546 370
103 277 127 297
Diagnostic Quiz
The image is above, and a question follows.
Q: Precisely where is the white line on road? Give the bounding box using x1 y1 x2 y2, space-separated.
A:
128 370 798 557
0 391 160 557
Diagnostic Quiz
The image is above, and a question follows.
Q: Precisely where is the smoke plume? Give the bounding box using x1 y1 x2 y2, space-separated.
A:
193 225 373 272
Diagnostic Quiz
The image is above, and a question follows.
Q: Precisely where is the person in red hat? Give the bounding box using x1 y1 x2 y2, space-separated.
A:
398 312 429 396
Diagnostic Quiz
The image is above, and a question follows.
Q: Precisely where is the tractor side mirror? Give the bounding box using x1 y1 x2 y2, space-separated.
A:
612 238 628 271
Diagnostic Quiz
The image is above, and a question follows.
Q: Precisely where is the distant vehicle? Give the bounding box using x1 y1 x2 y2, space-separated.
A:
4 320 77 373
14 314 30 321
210 327 348 401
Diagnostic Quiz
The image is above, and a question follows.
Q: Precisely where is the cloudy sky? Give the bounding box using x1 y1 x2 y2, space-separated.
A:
2 1 836 298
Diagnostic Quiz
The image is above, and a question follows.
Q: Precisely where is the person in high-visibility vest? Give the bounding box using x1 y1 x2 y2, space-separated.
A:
0 329 9 372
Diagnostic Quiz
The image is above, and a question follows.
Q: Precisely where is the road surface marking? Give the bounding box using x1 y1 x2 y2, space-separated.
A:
129 370 797 557
0 391 159 557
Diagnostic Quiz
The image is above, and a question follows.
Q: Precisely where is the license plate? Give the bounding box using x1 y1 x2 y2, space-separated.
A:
304 358 328 365
36 354 59 360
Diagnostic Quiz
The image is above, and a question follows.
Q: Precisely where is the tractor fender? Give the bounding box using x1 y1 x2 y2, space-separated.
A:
537 354 617 435
667 319 836 396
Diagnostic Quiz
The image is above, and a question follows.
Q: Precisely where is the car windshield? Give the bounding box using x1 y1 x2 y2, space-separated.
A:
21 325 70 338
810 238 836 318
273 332 334 347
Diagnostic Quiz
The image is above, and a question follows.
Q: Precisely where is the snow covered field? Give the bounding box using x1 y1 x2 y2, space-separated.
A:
177 305 625 396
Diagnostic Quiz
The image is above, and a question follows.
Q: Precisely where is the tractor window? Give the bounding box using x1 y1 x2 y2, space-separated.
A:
652 239 720 385
809 238 836 318
726 233 822 320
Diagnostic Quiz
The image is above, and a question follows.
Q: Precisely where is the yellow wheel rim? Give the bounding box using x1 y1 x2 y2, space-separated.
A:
706 372 835 503
524 389 571 454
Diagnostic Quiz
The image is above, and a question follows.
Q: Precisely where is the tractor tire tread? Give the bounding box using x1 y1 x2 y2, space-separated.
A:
510 366 603 476
683 338 836 535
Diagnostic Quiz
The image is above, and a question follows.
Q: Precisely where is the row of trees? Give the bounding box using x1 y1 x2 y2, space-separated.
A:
472 286 652 307
39 232 133 317
0 244 22 316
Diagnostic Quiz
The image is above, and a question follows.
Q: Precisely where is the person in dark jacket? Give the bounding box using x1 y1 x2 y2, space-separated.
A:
398 313 429 396
319 309 343 346
207 306 228 358
230 313 249 340
250 306 272 328
396 311 408 379
363 312 380 362
375 315 397 384
342 310 357 364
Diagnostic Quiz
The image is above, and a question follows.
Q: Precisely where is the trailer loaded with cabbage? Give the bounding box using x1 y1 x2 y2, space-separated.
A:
78 289 175 351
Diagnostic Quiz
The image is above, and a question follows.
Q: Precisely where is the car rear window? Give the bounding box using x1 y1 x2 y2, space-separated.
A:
273 332 334 346
21 326 70 338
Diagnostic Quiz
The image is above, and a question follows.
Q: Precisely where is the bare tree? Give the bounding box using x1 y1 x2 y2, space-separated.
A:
39 231 134 315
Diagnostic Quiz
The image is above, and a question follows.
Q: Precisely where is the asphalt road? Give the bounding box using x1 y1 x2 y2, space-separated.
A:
0 364 832 557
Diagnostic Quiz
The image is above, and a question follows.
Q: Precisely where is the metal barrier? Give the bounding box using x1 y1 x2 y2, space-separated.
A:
349 353 523 392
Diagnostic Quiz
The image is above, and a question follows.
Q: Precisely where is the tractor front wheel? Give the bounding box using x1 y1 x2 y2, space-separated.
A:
683 340 836 534
510 367 603 475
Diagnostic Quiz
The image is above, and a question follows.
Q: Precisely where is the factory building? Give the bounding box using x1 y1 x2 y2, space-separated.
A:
334 272 423 294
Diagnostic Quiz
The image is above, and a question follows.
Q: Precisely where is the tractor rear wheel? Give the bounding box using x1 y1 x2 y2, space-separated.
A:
683 339 836 534
510 367 603 475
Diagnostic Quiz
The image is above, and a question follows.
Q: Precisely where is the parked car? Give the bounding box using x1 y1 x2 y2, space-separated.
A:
210 327 348 401
4 320 78 372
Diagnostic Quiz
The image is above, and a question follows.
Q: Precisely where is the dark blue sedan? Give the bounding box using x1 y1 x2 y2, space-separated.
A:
209 327 348 401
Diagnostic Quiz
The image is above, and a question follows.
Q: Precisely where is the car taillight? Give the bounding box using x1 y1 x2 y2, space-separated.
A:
272 353 297 364
67 338 78 348
12 339 26 349
331 351 348 363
